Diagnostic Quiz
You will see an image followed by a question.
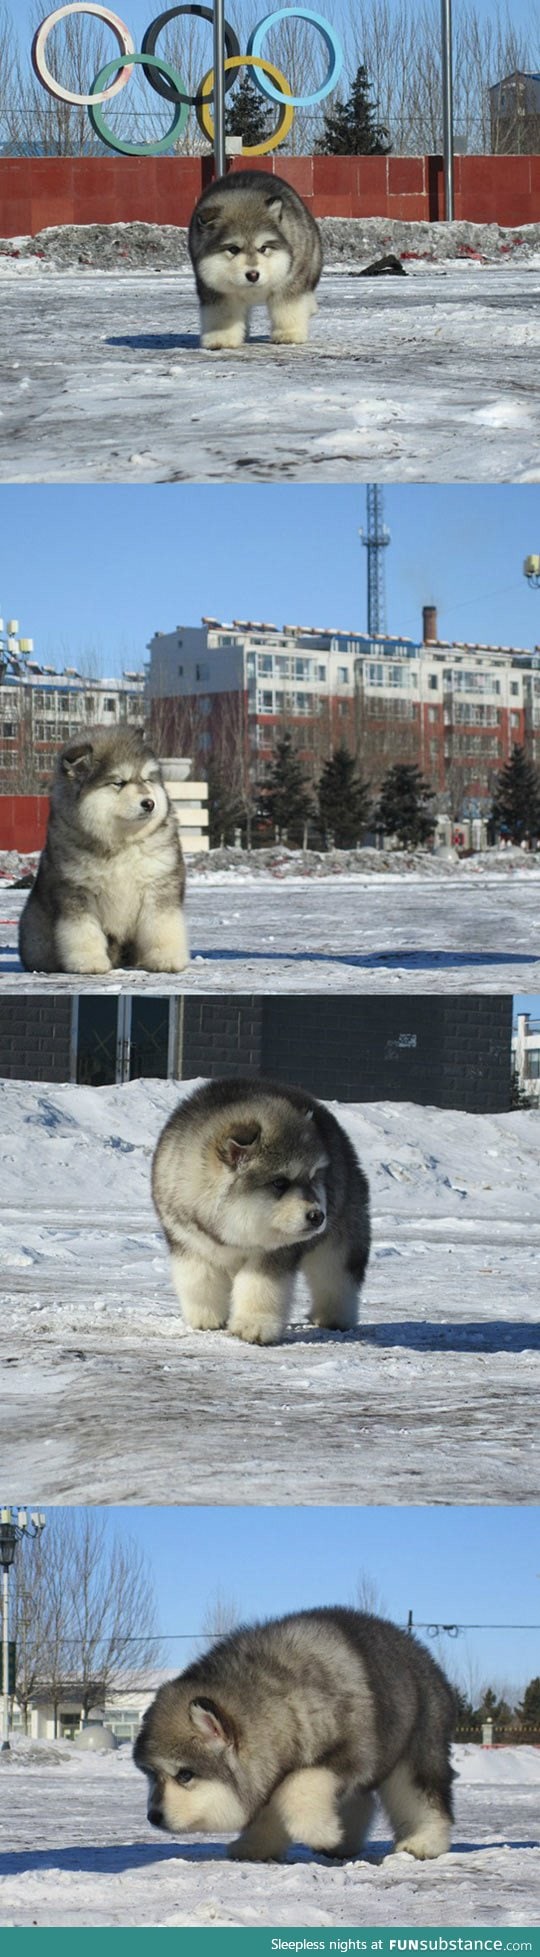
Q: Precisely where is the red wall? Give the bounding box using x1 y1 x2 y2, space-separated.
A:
0 153 539 237
0 797 48 852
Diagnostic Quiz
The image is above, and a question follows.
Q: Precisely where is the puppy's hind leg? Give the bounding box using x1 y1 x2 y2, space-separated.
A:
379 1762 452 1860
168 1253 231 1331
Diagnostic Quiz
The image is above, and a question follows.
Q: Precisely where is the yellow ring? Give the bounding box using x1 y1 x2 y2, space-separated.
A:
196 55 294 154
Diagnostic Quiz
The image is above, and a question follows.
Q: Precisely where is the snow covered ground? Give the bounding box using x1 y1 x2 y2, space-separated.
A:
1 245 540 482
0 1740 538 1927
1 1080 538 1504
2 868 540 993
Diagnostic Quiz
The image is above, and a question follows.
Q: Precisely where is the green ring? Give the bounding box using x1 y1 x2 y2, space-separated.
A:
88 52 189 154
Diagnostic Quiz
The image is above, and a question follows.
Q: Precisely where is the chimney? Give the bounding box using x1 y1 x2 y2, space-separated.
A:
422 604 438 644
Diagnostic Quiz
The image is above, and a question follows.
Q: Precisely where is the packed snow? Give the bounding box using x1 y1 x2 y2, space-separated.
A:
1 1080 538 1505
1 216 540 482
0 1739 538 1927
2 863 540 993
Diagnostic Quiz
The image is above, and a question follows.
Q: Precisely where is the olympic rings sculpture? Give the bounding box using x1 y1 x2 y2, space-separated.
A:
32 3 343 157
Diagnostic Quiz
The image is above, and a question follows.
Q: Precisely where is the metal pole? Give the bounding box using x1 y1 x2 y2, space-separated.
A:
213 0 226 179
441 0 454 221
2 1567 9 1750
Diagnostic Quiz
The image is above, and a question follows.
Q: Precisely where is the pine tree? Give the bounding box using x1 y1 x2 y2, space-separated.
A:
264 734 313 841
516 1677 540 1727
490 744 540 845
318 744 372 846
206 760 247 847
224 74 275 149
377 763 435 848
316 64 391 157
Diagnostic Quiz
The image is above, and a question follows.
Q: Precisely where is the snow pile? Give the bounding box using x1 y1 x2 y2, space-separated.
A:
2 216 540 271
2 844 540 888
1 1083 539 1504
0 1741 538 1927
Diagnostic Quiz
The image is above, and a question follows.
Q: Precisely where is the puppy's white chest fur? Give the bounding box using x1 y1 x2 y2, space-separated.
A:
79 838 175 938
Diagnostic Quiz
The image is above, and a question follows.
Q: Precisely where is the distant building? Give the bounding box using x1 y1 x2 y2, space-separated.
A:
147 607 540 817
512 1011 540 1105
0 615 145 792
489 71 540 152
11 1671 170 1744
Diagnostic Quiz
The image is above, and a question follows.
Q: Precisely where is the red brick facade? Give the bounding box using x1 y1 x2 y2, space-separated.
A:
1 153 539 237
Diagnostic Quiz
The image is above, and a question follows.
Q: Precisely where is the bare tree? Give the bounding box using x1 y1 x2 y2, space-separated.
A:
13 1510 160 1734
200 1590 240 1647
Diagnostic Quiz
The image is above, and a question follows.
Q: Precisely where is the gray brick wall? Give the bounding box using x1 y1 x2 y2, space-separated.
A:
0 999 73 1081
261 996 513 1112
182 999 263 1079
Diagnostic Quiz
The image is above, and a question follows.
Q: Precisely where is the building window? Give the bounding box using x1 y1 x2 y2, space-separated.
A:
428 675 439 689
337 666 348 683
258 656 273 675
318 665 326 680
178 666 183 677
2 722 15 736
510 682 519 696
104 697 116 713
338 701 349 716
428 707 439 722
510 711 521 727
261 691 273 710
196 663 210 682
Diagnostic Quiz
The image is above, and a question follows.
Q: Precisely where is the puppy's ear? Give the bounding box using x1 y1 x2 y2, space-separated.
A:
217 1123 261 1170
266 195 284 222
189 1698 236 1751
61 739 93 782
195 204 222 230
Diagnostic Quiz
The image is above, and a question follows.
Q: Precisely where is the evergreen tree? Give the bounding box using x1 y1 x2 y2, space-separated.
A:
377 763 435 848
516 1677 540 1727
490 744 540 845
224 73 275 149
316 63 391 156
206 760 247 847
264 734 313 841
318 743 372 846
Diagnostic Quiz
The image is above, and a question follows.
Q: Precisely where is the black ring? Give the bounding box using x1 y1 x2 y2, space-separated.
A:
141 6 241 105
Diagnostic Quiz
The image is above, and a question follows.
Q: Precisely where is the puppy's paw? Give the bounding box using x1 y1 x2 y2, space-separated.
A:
201 329 245 351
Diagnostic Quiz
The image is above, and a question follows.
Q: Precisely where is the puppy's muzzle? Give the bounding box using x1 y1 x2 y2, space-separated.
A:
245 269 260 283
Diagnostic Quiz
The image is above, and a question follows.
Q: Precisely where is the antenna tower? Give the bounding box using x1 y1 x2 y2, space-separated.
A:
360 486 391 636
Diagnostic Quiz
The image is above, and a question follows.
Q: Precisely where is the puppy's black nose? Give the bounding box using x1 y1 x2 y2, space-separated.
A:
148 1805 164 1828
245 269 260 283
141 797 155 813
306 1207 324 1228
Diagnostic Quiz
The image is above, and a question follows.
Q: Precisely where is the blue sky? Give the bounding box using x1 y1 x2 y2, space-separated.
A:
45 1505 540 1695
2 485 540 678
10 0 538 50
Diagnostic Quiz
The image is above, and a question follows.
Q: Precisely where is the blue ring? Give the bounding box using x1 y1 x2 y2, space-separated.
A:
247 7 342 105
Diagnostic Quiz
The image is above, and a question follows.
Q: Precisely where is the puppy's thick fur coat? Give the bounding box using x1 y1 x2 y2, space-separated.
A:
19 727 188 974
188 170 322 349
134 1608 455 1863
152 1076 370 1344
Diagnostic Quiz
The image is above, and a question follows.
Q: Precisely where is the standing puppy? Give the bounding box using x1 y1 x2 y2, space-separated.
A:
188 170 322 349
152 1077 370 1344
19 728 188 974
134 1607 455 1863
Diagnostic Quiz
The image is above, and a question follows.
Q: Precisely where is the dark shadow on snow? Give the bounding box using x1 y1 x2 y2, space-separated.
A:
192 947 540 971
287 1322 540 1355
0 1836 537 1878
107 333 198 352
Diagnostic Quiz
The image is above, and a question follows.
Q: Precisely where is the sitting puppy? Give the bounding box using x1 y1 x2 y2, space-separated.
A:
134 1607 455 1863
18 727 188 974
188 169 322 350
151 1077 370 1344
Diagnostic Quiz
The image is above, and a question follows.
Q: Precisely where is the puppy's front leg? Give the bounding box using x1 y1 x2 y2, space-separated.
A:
228 1267 294 1345
135 903 189 973
228 1767 345 1860
200 299 247 351
55 914 111 974
169 1253 231 1331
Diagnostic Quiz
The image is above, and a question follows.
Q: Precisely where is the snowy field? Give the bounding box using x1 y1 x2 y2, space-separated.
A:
2 868 540 993
1 1080 538 1505
1 249 540 483
0 1740 538 1928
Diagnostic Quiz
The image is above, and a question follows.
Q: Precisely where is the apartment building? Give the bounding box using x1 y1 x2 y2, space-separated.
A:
147 606 540 814
0 616 145 790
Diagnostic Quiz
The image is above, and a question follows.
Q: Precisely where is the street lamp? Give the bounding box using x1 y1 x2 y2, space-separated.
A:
524 555 540 590
0 1507 46 1751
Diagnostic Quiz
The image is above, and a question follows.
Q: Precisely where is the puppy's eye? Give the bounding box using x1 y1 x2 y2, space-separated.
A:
260 243 274 254
175 1769 195 1785
272 1177 290 1197
225 245 241 257
111 779 129 790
